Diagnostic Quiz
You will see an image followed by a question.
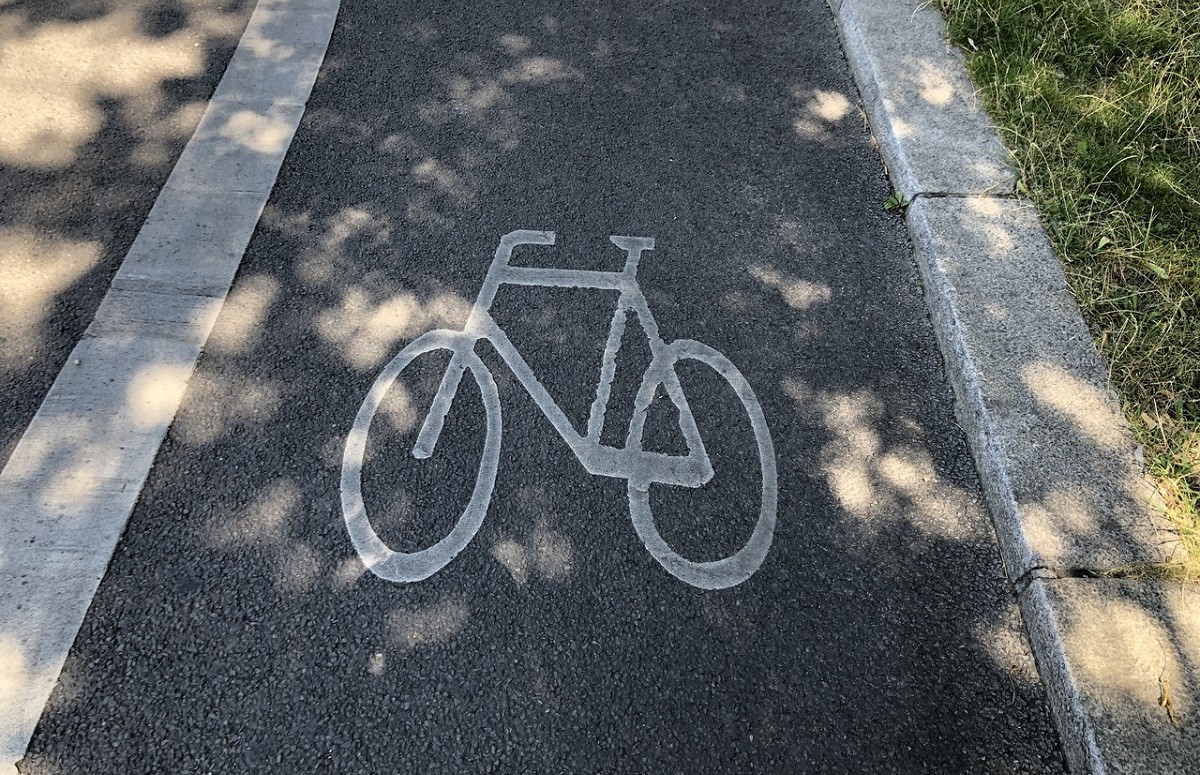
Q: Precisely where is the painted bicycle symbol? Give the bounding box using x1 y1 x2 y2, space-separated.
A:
341 231 777 589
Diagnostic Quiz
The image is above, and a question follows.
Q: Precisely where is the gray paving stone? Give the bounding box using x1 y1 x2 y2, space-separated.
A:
88 288 224 344
211 9 338 107
0 333 199 550
211 44 332 108
0 551 107 770
162 100 309 195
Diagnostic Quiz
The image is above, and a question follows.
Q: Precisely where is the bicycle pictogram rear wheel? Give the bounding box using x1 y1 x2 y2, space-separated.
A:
625 339 778 590
341 330 501 582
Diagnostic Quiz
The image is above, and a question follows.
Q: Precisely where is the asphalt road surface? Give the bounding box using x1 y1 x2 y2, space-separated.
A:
18 0 1065 772
0 0 254 469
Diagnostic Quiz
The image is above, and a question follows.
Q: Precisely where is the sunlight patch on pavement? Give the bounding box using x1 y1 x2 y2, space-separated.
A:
216 109 296 154
0 635 61 770
332 555 369 591
174 373 284 446
491 522 576 587
501 55 581 85
792 87 853 140
127 363 192 429
1023 361 1125 449
378 381 420 435
749 264 832 311
0 2 243 168
498 33 532 54
274 206 394 286
1022 489 1102 563
209 479 301 548
917 60 955 107
1062 588 1195 720
316 287 471 370
208 479 325 592
411 158 477 205
387 597 469 651
492 538 530 585
207 274 280 355
783 377 981 542
0 230 101 369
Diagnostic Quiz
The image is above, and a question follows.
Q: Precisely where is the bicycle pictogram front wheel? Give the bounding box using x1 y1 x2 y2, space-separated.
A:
625 339 778 590
341 330 501 582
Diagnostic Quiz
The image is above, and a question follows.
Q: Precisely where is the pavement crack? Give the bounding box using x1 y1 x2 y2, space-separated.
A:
1082 562 1191 581
1013 565 1058 593
1017 562 1191 589
908 190 1020 202
1058 567 1102 579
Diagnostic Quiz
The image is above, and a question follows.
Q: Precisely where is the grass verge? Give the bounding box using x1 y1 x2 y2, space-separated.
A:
933 0 1200 575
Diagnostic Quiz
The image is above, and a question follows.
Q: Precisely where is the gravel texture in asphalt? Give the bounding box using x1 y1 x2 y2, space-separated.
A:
22 1 1064 772
0 0 255 468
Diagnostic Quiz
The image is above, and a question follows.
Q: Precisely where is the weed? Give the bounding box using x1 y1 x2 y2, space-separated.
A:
883 190 910 213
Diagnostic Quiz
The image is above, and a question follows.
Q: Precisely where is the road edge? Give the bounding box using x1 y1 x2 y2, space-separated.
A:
0 2 341 771
828 1 1193 773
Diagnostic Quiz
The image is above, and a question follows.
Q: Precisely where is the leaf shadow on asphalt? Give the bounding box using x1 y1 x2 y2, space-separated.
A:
13 1 1082 772
0 0 258 468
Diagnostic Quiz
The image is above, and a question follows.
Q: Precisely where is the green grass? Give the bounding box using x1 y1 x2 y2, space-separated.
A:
934 0 1200 573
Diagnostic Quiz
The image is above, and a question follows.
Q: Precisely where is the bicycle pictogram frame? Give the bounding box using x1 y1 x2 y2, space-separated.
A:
341 230 777 589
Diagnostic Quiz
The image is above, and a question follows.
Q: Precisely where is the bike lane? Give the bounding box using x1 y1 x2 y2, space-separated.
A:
22 1 1065 771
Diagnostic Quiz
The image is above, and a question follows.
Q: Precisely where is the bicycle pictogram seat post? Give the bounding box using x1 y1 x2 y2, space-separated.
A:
609 235 655 277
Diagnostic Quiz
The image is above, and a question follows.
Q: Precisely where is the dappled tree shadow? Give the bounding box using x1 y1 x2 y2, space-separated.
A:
15 0 1068 772
0 0 254 467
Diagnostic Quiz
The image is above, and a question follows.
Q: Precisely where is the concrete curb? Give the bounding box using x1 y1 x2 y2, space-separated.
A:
828 1 1194 773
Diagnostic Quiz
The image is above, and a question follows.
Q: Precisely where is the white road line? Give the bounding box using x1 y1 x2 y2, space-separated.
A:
0 1 339 769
